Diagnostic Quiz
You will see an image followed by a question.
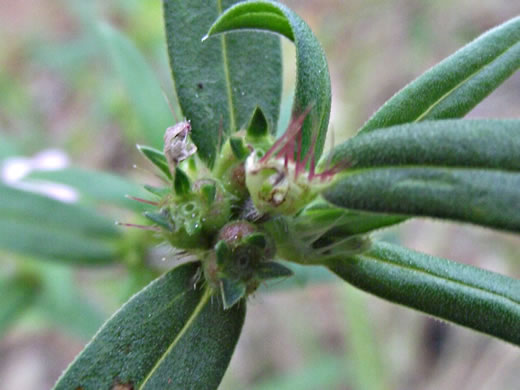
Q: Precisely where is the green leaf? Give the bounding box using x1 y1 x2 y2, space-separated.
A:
220 278 246 309
324 120 520 232
206 0 331 160
229 136 250 161
255 261 293 280
28 167 149 211
359 16 520 133
259 262 338 292
216 240 232 266
0 183 120 263
174 167 191 196
244 232 267 248
201 182 217 205
163 0 282 165
246 106 269 138
0 273 40 336
98 22 174 148
137 144 172 179
54 262 246 390
0 218 119 264
329 119 520 170
144 185 170 198
300 199 406 237
328 241 520 346
144 211 173 232
0 183 119 238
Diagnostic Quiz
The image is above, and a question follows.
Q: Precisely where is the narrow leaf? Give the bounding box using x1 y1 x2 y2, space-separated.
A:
144 185 170 198
0 218 119 264
259 262 338 292
216 240 232 266
329 119 520 170
207 0 331 160
256 261 293 280
326 168 520 232
137 144 172 179
54 263 246 390
144 211 172 232
201 182 217 205
244 232 267 248
229 136 250 161
0 183 119 238
300 199 406 237
221 278 247 309
163 0 282 165
174 167 191 196
359 16 520 133
29 167 149 211
246 106 269 138
328 241 520 346
324 120 520 232
0 182 120 263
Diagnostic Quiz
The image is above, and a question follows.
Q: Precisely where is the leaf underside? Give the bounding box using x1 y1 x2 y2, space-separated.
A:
206 0 332 161
54 262 245 390
324 120 520 232
328 241 520 346
358 16 520 133
163 0 282 166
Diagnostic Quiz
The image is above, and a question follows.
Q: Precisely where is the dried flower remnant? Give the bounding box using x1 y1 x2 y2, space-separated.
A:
163 120 197 175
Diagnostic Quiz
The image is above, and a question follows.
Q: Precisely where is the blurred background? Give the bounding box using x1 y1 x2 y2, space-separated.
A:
1 0 519 389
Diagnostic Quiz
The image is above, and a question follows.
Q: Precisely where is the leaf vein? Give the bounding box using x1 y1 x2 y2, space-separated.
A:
414 42 519 122
360 251 520 307
138 287 212 389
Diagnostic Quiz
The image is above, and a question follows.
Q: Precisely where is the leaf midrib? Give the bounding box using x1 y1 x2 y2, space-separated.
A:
138 287 212 389
339 164 520 176
414 41 519 122
79 288 191 384
217 0 237 133
355 250 520 307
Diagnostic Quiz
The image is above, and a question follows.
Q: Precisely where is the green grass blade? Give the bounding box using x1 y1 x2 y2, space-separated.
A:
54 263 246 390
163 0 282 165
324 120 520 232
206 0 331 160
328 241 520 346
359 16 520 133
